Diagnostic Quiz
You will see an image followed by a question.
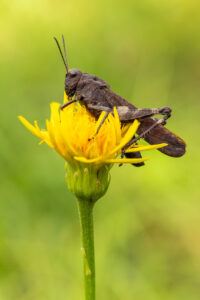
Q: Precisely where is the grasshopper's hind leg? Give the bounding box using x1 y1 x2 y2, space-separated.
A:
120 106 172 152
117 106 171 122
122 117 167 154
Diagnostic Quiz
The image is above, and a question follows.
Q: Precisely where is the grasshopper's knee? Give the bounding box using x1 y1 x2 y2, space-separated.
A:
159 107 172 119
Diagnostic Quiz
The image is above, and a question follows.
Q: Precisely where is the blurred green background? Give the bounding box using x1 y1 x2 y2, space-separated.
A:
0 0 200 299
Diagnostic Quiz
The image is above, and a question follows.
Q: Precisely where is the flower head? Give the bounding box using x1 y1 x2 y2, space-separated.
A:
18 93 166 201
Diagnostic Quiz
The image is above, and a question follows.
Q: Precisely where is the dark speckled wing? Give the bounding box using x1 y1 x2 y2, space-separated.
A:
137 118 186 157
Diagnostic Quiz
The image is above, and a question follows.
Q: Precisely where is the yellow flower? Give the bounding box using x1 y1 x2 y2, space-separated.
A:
18 95 166 166
18 93 166 201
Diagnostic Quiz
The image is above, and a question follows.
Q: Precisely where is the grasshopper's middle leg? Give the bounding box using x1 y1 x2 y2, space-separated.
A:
86 104 113 138
88 111 110 140
121 117 169 155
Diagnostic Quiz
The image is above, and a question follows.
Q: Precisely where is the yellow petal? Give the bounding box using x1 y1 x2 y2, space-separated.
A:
63 91 69 104
113 107 121 144
93 111 107 135
18 116 42 138
74 156 102 163
50 102 61 123
106 157 149 164
109 119 140 156
125 143 168 153
59 110 80 156
46 119 59 150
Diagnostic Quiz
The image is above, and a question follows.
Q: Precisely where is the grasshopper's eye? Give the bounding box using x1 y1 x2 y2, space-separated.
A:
70 73 77 78
69 70 77 77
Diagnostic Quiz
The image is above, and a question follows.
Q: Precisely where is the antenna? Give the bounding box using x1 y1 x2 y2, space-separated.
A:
54 37 68 72
62 35 68 67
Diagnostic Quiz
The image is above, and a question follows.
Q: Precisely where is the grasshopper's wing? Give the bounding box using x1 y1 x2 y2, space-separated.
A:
137 118 186 157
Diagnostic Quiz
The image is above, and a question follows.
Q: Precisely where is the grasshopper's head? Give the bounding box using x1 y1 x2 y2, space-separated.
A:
54 36 82 97
65 69 82 97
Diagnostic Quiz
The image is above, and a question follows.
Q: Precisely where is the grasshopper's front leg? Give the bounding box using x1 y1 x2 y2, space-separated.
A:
60 99 77 110
60 94 85 110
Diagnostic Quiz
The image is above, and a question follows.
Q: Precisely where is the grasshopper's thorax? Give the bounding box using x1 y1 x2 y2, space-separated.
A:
65 69 82 97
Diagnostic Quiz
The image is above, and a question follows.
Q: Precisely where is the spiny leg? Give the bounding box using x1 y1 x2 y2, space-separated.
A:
140 107 171 120
119 138 145 167
90 111 109 140
117 106 171 122
121 117 169 156
119 106 171 156
89 106 170 166
87 104 112 139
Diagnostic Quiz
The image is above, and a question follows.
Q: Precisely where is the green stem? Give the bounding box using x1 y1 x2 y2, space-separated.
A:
77 199 95 300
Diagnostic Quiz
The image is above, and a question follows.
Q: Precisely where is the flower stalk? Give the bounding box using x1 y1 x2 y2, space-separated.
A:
78 198 95 300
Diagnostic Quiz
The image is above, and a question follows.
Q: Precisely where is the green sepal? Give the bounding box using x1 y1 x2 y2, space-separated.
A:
65 162 112 203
